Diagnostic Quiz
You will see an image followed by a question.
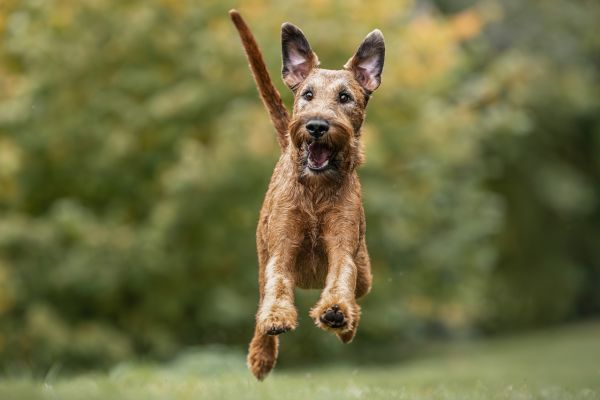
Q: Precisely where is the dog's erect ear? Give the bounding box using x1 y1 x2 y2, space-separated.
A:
344 29 385 93
281 23 319 90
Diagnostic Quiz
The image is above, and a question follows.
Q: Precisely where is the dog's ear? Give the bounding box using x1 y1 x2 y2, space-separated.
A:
281 23 319 91
344 29 385 93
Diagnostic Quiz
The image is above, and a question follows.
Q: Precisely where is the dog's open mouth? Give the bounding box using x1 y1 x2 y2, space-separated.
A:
307 142 334 171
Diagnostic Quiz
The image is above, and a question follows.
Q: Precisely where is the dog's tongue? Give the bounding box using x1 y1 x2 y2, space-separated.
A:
308 142 331 167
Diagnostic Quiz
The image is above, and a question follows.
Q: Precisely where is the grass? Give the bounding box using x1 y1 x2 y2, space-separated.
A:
1 321 600 400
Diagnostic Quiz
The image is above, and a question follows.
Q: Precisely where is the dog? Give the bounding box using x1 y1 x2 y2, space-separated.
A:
229 10 384 380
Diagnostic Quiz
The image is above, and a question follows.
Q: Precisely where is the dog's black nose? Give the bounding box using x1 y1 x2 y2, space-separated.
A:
306 119 329 138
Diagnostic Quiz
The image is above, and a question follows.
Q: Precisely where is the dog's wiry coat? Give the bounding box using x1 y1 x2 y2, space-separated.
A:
229 10 384 380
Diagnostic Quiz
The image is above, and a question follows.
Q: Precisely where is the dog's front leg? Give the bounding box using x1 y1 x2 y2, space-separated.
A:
248 252 297 380
255 238 300 336
310 229 361 343
248 211 303 380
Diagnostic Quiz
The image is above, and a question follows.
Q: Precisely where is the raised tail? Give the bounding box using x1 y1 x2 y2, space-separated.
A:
229 9 290 151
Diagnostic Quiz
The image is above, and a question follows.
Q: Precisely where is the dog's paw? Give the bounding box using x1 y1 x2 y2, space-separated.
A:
247 335 277 380
320 304 346 328
310 296 360 335
257 303 298 336
336 329 356 344
247 351 275 380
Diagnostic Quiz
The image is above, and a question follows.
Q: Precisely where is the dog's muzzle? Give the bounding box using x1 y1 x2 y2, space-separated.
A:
305 119 329 139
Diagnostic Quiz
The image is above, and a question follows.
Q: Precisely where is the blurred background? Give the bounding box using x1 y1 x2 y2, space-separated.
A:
0 0 599 375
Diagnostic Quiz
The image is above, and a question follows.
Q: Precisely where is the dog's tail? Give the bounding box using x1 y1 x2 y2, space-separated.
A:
229 9 290 151
247 328 279 380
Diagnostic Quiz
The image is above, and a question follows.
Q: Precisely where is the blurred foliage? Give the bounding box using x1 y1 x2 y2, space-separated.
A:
0 0 599 373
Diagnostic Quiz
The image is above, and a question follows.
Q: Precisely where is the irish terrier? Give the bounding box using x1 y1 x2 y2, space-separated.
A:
230 10 384 380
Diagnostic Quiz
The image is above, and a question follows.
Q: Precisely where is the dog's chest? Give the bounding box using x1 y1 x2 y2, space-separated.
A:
290 201 330 287
294 232 328 289
296 197 330 246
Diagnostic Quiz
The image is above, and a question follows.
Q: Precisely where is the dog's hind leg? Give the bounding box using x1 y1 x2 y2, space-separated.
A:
354 234 372 300
247 326 279 380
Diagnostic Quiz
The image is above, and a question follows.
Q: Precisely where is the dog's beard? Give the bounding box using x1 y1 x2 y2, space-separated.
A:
289 118 358 182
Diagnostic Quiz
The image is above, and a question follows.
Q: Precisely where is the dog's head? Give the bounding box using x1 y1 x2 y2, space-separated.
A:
282 23 384 181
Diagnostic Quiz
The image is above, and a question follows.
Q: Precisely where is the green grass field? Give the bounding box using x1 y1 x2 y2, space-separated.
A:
2 322 599 400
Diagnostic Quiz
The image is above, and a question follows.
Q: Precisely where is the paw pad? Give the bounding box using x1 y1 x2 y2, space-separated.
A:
319 304 346 328
266 326 291 336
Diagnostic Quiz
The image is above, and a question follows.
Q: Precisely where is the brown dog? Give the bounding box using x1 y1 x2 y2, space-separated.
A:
230 10 384 380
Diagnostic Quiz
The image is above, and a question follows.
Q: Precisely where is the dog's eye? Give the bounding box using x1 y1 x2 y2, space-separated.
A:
302 90 313 101
339 92 352 104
